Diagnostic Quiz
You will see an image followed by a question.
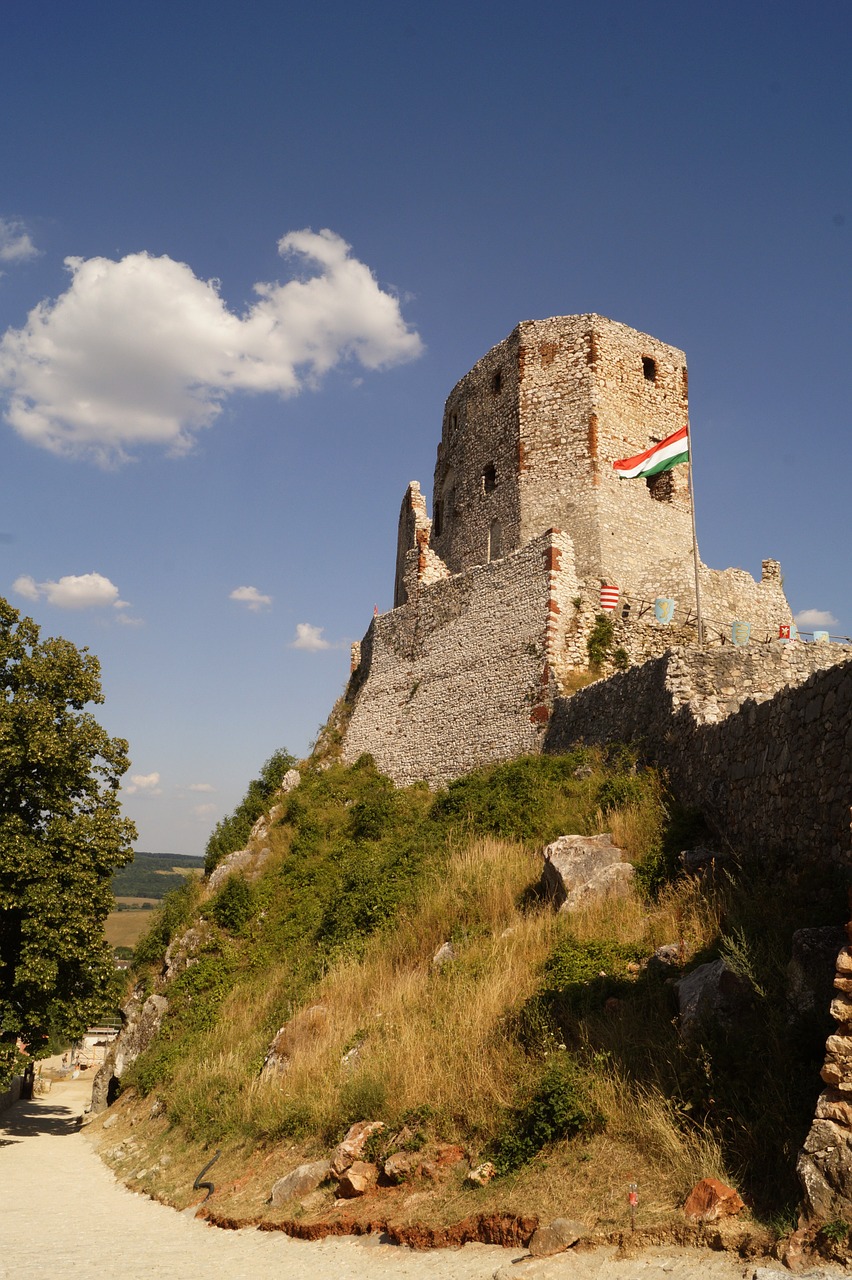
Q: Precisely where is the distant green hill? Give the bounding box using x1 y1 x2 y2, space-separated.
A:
112 851 205 900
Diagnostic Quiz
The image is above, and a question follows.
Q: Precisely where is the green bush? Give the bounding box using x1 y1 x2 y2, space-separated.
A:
431 751 595 843
494 1057 602 1173
208 873 255 935
132 877 201 969
595 774 645 813
586 614 615 669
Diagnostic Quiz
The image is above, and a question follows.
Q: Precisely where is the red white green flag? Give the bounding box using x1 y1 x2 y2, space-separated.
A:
613 425 689 479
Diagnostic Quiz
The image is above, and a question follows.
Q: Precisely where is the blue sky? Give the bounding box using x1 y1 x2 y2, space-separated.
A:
1 1 849 855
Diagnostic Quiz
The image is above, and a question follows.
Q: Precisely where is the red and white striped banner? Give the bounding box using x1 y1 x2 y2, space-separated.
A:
600 585 619 612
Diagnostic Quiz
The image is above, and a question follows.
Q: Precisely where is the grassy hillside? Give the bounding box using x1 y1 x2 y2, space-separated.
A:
112 748 846 1234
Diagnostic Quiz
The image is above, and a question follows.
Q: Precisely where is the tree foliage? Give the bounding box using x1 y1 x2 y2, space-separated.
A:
0 598 136 1079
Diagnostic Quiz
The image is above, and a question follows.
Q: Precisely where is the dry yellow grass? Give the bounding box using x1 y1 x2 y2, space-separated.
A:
104 910 156 948
169 837 728 1178
123 827 745 1226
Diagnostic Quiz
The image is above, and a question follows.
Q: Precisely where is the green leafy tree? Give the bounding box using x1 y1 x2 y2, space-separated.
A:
0 598 136 1083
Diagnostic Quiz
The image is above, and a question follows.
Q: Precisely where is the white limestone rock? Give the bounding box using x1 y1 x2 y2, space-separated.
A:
540 834 634 912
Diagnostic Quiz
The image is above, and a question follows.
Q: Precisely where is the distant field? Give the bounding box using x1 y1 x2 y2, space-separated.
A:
105 910 156 949
112 850 205 900
115 896 159 908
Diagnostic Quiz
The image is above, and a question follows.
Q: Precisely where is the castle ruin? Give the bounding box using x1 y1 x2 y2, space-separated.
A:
342 315 800 785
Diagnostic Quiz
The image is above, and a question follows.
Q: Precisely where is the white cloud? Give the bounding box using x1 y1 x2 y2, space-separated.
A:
0 218 39 264
0 229 423 463
290 622 332 651
192 802 217 819
13 570 127 610
188 783 215 793
794 608 838 630
125 771 162 796
12 574 40 600
230 585 272 611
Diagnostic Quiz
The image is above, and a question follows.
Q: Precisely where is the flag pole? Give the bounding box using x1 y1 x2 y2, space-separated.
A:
686 425 704 647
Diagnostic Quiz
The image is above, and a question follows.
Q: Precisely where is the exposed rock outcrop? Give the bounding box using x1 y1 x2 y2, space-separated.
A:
261 1004 328 1078
91 991 169 1113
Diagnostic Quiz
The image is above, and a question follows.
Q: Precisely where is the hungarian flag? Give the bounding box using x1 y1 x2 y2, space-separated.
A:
613 425 689 479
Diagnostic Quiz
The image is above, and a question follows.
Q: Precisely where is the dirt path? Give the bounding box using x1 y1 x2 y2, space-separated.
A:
0 1071 803 1280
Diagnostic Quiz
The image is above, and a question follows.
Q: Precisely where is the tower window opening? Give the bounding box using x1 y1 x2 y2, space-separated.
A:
642 356 657 382
646 471 674 503
491 369 503 394
433 501 443 537
482 463 497 494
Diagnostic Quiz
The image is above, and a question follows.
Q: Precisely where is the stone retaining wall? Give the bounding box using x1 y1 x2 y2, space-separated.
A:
545 643 852 862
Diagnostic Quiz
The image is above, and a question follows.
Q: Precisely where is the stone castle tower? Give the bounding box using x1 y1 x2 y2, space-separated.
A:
352 316 792 787
396 315 695 608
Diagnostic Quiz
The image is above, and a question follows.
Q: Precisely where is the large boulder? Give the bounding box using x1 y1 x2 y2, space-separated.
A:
675 959 756 1041
337 1160 378 1198
528 1218 586 1256
539 834 634 912
270 1159 331 1206
91 991 169 1113
682 1177 744 1221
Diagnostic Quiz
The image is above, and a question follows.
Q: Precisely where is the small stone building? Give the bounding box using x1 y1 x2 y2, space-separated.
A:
344 315 794 785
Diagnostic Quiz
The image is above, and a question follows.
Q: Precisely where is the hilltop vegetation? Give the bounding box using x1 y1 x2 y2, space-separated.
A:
112 747 846 1235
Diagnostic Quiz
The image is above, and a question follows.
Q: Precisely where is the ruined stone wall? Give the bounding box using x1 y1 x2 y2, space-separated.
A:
545 644 852 862
431 330 522 575
343 530 580 785
394 481 450 608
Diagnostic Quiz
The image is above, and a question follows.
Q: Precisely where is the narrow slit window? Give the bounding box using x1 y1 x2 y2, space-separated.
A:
433 500 443 537
491 369 502 394
482 464 496 494
642 356 657 382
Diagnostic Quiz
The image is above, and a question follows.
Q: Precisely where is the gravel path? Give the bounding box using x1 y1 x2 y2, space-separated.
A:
0 1071 802 1280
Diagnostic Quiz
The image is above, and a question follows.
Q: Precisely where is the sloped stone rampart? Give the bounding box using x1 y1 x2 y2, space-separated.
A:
545 643 852 862
343 530 580 785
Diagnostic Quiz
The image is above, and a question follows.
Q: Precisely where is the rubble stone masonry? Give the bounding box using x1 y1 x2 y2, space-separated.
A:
344 530 580 786
545 644 852 863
